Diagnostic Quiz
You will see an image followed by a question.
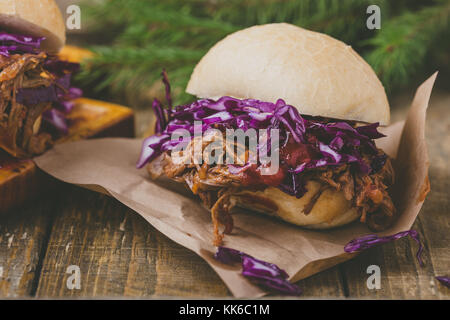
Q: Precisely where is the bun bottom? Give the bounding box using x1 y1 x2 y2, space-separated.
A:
231 181 360 229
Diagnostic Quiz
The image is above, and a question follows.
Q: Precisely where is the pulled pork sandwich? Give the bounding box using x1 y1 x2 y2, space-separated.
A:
138 23 396 246
0 0 81 158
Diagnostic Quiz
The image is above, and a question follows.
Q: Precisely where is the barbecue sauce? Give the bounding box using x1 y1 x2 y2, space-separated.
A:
241 139 317 188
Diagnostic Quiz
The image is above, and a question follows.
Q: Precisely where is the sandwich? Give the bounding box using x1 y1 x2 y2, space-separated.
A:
138 23 396 246
0 0 82 158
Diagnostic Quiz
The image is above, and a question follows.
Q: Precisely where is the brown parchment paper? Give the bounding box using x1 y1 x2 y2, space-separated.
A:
34 73 437 298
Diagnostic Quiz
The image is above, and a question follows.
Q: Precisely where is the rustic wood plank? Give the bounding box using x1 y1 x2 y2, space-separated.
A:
35 186 157 297
0 195 59 297
35 186 230 297
341 91 450 299
151 231 230 297
0 157 44 216
296 268 346 297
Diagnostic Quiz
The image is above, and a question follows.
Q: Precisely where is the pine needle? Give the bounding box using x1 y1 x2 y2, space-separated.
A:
75 0 450 105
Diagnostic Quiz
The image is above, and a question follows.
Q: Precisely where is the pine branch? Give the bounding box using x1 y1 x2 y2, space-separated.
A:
76 0 449 106
364 0 450 91
76 44 205 105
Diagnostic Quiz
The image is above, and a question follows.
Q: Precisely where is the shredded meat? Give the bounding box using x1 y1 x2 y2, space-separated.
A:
156 134 242 244
0 52 57 157
209 189 235 246
307 157 396 230
303 185 328 215
149 130 397 245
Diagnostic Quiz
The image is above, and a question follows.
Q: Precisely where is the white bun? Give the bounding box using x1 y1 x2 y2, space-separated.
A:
232 181 360 229
187 23 390 125
0 0 65 53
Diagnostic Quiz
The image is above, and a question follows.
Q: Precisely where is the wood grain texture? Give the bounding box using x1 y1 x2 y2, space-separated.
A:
35 187 157 297
35 186 230 298
0 157 41 215
0 195 58 297
296 268 346 297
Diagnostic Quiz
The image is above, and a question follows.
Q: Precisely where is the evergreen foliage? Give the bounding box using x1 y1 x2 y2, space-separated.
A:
76 0 450 106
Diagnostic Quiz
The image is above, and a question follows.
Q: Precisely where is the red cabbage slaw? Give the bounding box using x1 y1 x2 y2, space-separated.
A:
219 232 428 295
0 32 44 56
137 72 387 199
435 276 450 288
344 230 425 266
214 246 302 296
0 31 82 133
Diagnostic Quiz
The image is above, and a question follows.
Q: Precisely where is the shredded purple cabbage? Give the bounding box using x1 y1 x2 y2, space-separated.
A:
0 32 44 47
1 30 82 133
138 73 387 199
344 230 424 266
214 246 302 296
161 69 172 110
22 69 82 133
151 98 166 135
16 86 58 106
435 276 450 288
44 59 80 76
0 32 44 56
42 109 69 134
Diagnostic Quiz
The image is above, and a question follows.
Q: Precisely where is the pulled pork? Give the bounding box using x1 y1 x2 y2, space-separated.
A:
311 158 395 230
149 131 396 246
0 52 57 157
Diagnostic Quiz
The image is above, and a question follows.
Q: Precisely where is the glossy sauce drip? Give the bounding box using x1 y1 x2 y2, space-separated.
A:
241 139 317 188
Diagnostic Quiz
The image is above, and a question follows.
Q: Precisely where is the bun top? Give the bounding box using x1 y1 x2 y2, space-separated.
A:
187 23 390 125
0 0 65 53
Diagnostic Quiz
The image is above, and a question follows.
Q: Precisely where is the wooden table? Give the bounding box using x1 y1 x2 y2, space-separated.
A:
0 90 448 299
